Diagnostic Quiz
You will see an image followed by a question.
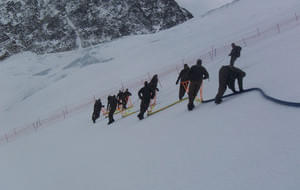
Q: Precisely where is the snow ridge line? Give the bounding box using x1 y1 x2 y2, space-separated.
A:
1 12 300 146
201 0 241 18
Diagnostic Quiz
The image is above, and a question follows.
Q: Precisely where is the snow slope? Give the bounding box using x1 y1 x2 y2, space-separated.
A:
1 0 300 189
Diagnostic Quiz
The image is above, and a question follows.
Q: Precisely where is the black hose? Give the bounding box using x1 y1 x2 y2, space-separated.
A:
203 88 300 107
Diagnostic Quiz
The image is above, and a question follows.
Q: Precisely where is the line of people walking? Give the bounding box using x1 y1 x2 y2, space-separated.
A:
92 88 132 125
92 43 245 124
175 43 244 107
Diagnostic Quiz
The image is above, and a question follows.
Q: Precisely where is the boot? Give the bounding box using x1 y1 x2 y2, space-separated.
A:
187 103 194 111
215 98 222 104
137 113 144 120
108 119 115 125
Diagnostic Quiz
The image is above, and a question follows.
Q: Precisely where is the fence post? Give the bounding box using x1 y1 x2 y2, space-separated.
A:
214 48 217 57
38 119 41 127
65 107 69 117
158 78 163 88
296 13 298 21
176 66 179 74
211 47 214 59
257 28 260 36
242 38 247 47
121 82 125 90
33 122 38 131
5 134 8 143
209 52 213 61
277 24 280 33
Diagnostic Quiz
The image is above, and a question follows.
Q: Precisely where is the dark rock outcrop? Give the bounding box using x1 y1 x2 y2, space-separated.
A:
0 0 193 57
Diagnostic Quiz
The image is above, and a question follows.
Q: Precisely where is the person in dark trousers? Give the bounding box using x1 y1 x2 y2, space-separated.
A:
149 74 159 99
123 89 132 109
215 65 246 104
107 95 118 125
117 90 124 109
229 43 242 66
137 81 154 120
187 59 209 110
92 99 104 123
176 64 190 100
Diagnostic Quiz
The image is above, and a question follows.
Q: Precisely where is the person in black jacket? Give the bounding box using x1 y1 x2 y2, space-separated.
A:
149 74 159 99
117 90 124 109
107 95 118 124
123 89 132 109
229 43 242 66
137 81 154 120
176 64 190 100
187 59 209 110
215 65 246 104
92 99 104 123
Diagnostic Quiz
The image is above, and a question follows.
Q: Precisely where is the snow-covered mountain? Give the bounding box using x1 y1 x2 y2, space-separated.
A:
1 0 300 190
0 0 192 55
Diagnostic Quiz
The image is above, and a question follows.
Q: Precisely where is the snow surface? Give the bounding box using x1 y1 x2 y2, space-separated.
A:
1 0 300 189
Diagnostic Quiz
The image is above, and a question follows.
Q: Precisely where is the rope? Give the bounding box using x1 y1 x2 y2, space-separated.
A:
203 88 300 107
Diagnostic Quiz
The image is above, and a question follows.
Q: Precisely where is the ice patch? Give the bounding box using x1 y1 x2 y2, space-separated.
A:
63 54 114 70
53 74 67 82
33 68 52 76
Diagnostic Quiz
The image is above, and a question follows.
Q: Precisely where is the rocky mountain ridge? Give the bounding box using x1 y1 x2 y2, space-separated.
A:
0 0 193 57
